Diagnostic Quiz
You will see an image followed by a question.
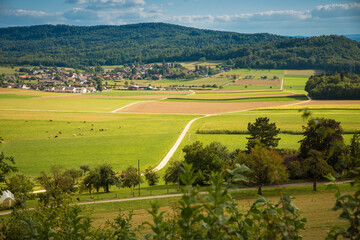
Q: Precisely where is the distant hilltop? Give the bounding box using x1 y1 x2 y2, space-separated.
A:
0 23 359 73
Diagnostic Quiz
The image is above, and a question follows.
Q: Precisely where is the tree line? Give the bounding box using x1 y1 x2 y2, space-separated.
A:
305 72 360 99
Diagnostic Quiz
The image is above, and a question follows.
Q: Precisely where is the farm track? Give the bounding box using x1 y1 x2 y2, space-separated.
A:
0 180 349 216
151 95 312 172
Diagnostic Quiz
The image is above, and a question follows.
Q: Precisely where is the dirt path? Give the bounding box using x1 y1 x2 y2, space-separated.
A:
0 180 349 216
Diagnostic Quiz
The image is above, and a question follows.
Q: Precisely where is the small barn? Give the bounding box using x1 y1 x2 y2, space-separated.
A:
0 190 16 208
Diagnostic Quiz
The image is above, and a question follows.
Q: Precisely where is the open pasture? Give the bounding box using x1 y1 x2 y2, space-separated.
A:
0 96 143 112
0 112 196 176
196 109 360 133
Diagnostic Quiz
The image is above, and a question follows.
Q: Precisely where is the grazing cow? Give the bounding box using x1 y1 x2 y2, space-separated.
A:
83 121 86 123
58 132 62 134
91 124 94 126
49 120 53 122
90 128 93 131
54 136 58 138
73 134 77 137
78 127 81 129
67 122 71 124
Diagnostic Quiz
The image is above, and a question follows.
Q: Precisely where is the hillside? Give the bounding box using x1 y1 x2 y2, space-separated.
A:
0 23 359 72
0 23 285 67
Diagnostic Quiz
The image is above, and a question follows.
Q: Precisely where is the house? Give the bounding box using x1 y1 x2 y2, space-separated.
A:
0 190 16 209
54 87 65 92
64 87 76 93
44 87 55 92
128 85 139 90
128 85 148 90
75 87 87 93
5 75 15 81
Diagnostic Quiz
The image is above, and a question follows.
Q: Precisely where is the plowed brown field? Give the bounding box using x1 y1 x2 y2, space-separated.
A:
118 100 303 114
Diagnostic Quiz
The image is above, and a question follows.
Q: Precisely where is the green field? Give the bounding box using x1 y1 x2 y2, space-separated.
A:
0 113 196 176
0 97 144 112
0 81 359 240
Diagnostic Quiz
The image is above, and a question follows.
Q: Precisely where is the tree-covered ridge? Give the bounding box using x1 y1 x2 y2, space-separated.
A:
305 72 360 99
228 35 360 73
0 23 359 73
0 23 286 67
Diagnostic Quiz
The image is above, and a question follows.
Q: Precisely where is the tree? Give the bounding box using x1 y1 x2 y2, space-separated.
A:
246 117 280 152
120 166 141 196
302 150 335 191
0 152 17 194
183 141 230 185
97 163 119 193
81 169 101 195
64 168 82 185
6 173 34 205
299 118 346 171
235 144 287 195
94 77 103 91
80 165 90 175
144 166 159 186
349 133 360 169
37 166 75 205
164 160 183 191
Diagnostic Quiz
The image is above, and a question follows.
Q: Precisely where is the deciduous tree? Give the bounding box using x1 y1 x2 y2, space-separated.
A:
235 144 287 195
183 141 230 185
144 166 159 186
6 173 34 204
246 117 280 152
299 118 346 171
164 160 183 191
120 166 141 196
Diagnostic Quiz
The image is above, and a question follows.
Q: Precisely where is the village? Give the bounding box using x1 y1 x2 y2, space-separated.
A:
0 62 229 92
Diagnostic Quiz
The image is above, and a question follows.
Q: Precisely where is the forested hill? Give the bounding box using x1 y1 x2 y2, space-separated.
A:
0 23 359 72
0 23 286 67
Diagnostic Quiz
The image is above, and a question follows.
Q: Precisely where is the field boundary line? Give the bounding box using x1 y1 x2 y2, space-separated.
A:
111 100 152 113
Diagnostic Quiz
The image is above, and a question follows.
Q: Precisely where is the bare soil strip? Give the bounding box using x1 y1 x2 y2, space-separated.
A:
118 100 304 115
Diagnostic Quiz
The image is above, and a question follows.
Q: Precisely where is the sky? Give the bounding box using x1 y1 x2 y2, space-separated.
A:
0 0 359 36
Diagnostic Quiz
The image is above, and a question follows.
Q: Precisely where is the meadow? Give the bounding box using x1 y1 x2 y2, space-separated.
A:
1 68 359 239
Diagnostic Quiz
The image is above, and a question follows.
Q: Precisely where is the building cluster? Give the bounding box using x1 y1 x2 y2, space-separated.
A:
0 62 230 92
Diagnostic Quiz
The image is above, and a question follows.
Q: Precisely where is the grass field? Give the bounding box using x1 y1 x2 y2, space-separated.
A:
0 77 359 240
0 113 196 176
77 184 355 240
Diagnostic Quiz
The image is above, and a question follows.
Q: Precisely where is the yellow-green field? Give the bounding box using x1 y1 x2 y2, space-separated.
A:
0 75 359 240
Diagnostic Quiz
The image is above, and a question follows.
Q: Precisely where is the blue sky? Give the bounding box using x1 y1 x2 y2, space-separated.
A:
0 0 359 36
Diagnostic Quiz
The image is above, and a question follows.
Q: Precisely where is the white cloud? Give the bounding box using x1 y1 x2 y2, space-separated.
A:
0 8 64 26
66 0 146 9
312 3 360 18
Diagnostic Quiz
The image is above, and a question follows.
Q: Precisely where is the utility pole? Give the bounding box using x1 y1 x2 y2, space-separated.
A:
138 159 141 196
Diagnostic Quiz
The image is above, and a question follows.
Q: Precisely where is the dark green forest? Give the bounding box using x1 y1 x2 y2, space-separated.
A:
0 23 359 72
305 72 360 99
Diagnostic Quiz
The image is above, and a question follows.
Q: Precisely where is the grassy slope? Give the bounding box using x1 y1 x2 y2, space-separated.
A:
0 113 197 176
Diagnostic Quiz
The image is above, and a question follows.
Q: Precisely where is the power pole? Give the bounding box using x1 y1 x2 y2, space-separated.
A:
138 159 141 196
